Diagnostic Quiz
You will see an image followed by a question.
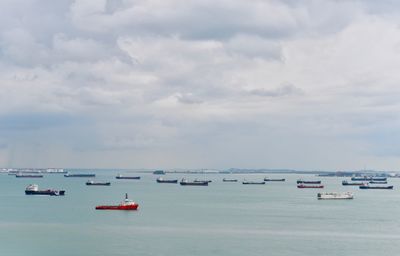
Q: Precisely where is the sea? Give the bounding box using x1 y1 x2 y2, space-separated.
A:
1 170 400 256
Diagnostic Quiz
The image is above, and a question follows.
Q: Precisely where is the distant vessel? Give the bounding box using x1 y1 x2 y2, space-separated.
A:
351 176 387 181
64 173 95 177
317 192 353 200
264 178 285 182
371 177 387 181
242 181 266 185
156 177 178 183
297 180 321 184
180 178 208 186
369 180 387 184
86 180 111 186
153 170 166 175
359 185 393 189
342 180 365 186
297 184 324 188
25 184 65 196
222 178 238 182
115 174 141 179
95 193 139 210
194 179 212 183
16 173 43 178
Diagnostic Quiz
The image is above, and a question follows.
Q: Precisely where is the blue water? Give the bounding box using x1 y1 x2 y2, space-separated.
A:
1 171 400 256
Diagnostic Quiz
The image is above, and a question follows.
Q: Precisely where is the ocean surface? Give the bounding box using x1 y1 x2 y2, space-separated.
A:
1 170 400 256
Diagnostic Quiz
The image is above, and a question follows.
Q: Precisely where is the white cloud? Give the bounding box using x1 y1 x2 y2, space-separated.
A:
0 0 399 170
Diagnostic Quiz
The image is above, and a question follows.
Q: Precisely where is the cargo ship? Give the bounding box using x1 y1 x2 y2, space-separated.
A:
351 176 372 181
317 192 353 200
86 180 111 186
264 178 285 182
156 177 178 183
64 173 95 177
359 185 393 190
222 178 238 182
297 180 321 184
115 174 141 179
297 184 324 188
342 180 365 186
372 177 387 181
95 193 138 210
180 178 208 186
16 173 43 178
369 180 387 184
242 181 266 185
194 179 212 183
25 184 65 196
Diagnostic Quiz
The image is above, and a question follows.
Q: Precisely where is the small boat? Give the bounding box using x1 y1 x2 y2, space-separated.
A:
297 184 324 188
95 193 139 210
115 174 141 179
25 184 65 196
156 177 178 183
64 173 95 177
264 178 285 182
317 192 354 200
222 178 238 182
369 180 387 184
359 185 393 190
242 181 266 185
86 180 111 186
180 178 208 186
297 180 321 184
16 173 43 178
342 180 365 186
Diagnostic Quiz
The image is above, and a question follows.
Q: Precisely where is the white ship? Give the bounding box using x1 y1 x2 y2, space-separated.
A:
317 192 353 200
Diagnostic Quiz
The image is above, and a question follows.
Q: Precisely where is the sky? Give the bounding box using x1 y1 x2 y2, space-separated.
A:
1 0 400 170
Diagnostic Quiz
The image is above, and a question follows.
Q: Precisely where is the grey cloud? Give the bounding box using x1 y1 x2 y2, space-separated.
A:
175 93 204 105
249 84 303 97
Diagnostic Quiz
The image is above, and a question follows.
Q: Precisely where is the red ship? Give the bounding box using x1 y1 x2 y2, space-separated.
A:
297 184 324 189
95 193 139 210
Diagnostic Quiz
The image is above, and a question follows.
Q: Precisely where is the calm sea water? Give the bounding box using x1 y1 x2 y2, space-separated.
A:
1 170 400 256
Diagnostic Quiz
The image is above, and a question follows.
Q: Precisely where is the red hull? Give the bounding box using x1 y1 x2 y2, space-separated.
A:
297 185 324 189
95 204 139 210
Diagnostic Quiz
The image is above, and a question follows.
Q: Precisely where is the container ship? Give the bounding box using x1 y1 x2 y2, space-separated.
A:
180 178 208 186
317 192 353 200
86 180 111 186
115 174 141 179
95 194 138 210
25 184 65 196
156 177 178 183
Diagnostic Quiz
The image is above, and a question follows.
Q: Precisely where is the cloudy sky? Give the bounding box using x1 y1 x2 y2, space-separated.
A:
1 0 400 170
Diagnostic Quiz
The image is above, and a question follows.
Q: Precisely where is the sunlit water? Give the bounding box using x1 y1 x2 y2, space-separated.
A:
1 171 400 256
